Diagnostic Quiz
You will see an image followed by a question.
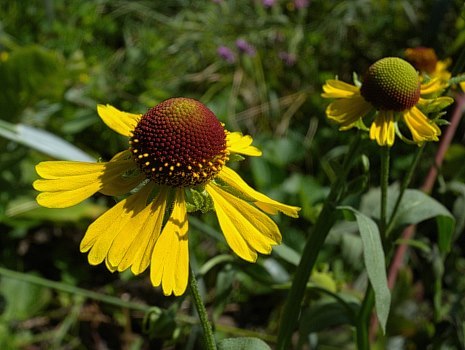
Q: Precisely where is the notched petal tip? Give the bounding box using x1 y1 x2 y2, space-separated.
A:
97 104 141 137
218 166 301 218
227 132 262 157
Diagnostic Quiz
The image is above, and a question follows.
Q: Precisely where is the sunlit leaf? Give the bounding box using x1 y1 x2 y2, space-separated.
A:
339 206 391 333
218 337 272 350
0 120 95 161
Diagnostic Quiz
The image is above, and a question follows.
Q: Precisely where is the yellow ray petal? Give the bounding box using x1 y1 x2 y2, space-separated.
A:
150 189 189 296
33 151 142 208
402 106 441 144
35 184 101 209
116 187 169 274
207 183 281 262
99 151 145 196
35 161 105 179
34 161 105 208
326 95 372 128
226 132 262 156
321 80 360 98
97 104 141 137
369 111 395 147
217 166 300 217
420 78 447 95
80 184 152 266
106 183 158 269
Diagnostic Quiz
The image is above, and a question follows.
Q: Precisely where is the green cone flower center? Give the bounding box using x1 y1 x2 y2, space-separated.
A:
130 98 228 187
360 57 421 111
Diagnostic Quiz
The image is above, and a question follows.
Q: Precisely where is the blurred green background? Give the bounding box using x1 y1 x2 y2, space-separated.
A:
1 0 465 349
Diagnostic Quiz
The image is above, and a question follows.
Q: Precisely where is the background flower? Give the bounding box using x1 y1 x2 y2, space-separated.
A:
322 57 452 146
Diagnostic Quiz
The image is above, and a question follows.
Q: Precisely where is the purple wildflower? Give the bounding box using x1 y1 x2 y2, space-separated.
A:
262 0 276 7
217 46 236 63
235 39 256 57
294 0 310 9
278 52 297 66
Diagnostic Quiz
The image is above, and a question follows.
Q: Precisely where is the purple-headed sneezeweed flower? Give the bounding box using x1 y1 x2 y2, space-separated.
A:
235 39 256 57
33 98 300 296
217 46 236 64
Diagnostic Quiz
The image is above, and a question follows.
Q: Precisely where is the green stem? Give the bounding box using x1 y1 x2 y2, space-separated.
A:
379 146 390 239
189 265 217 350
0 266 148 311
276 136 362 350
356 285 375 350
0 266 273 343
385 145 425 238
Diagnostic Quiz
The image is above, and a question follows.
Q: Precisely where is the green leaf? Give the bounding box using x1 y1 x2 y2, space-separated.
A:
272 243 301 266
361 186 455 254
418 96 454 114
338 206 391 333
299 300 358 335
446 181 465 238
0 275 52 322
218 337 272 350
0 119 95 161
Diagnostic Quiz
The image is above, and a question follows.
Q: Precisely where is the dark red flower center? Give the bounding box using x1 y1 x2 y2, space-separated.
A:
130 98 228 187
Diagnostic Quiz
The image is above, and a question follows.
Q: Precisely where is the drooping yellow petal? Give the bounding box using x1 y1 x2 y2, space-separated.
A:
369 111 395 147
433 60 452 81
207 183 281 262
150 189 189 296
326 95 373 128
33 151 143 208
217 166 300 217
105 183 164 272
80 183 153 266
321 80 360 98
402 106 441 144
116 187 169 275
97 104 141 137
99 151 145 196
420 78 447 95
226 132 262 156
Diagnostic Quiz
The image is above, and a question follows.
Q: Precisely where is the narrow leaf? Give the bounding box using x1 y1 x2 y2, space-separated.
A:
361 187 455 253
0 120 95 161
218 337 272 350
339 206 391 333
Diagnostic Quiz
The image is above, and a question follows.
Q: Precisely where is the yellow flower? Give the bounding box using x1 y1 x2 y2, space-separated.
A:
33 98 300 296
404 47 452 83
322 57 450 147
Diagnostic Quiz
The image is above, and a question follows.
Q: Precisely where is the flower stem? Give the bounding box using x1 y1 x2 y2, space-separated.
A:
189 265 217 350
379 146 390 240
276 135 362 350
356 284 375 350
385 145 425 238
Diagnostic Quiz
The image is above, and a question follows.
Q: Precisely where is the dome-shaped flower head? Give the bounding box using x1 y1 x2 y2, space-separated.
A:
322 57 453 147
33 98 300 296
